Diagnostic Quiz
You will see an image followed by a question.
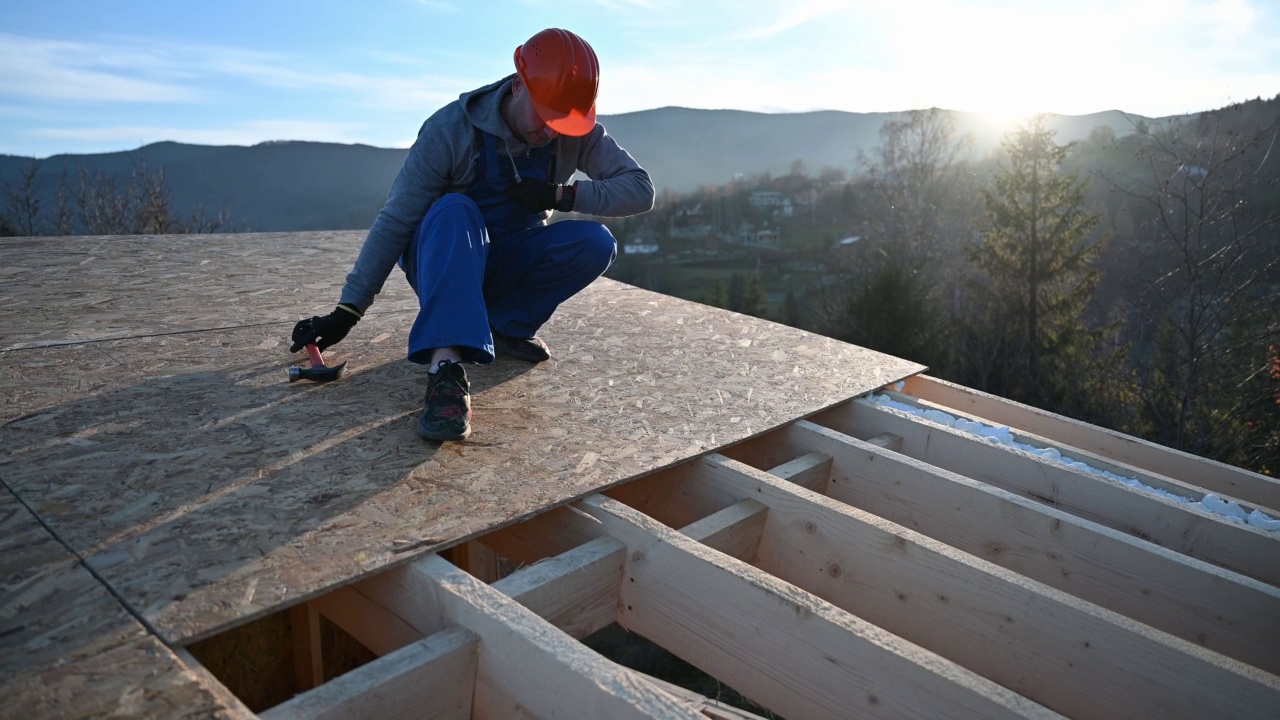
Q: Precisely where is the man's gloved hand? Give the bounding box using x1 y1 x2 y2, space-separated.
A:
505 179 575 213
290 303 362 352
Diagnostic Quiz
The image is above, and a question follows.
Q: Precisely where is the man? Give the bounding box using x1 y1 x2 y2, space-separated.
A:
290 28 654 442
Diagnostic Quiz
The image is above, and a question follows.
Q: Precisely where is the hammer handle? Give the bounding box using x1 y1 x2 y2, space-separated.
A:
305 343 325 368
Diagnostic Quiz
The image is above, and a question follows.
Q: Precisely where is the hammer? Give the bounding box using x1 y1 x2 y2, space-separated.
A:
288 343 346 382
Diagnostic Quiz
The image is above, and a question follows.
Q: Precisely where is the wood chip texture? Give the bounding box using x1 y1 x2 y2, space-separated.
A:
0 232 922 717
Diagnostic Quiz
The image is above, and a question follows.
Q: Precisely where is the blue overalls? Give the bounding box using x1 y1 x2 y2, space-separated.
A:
400 129 617 365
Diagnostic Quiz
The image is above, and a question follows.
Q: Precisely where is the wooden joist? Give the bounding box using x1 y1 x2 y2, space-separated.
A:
689 453 1280 719
767 419 1280 675
812 398 1280 585
901 374 1280 510
883 389 1279 518
574 494 1058 720
261 627 478 720
489 536 626 641
370 554 704 720
170 372 1280 719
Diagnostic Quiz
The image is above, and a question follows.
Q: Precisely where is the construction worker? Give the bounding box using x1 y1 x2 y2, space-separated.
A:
290 28 654 442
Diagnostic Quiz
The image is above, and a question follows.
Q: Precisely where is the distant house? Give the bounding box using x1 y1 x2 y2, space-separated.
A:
749 191 794 218
737 222 780 247
623 239 660 255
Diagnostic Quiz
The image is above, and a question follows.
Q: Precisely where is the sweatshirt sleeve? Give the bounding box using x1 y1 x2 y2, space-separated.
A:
569 125 655 218
339 119 455 311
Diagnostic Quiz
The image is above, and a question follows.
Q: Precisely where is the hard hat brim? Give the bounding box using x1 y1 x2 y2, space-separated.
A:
534 101 597 137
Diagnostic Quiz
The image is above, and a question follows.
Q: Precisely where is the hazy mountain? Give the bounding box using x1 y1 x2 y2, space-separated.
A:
0 106 1153 233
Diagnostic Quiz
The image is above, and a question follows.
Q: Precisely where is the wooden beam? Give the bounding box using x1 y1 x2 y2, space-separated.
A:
452 540 501 584
884 389 1279 518
491 536 625 640
761 451 832 492
261 626 477 720
289 602 323 692
901 374 1280 510
604 459 742 528
643 675 775 720
779 419 1280 675
814 399 1280 586
311 586 422 658
372 554 705 720
866 432 903 451
478 505 605 567
690 453 1280 719
574 495 1058 720
679 498 768 562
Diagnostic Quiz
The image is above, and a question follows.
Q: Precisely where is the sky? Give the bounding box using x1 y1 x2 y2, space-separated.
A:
2 0 1278 158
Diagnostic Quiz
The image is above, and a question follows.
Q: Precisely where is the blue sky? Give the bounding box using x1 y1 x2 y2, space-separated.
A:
3 0 1278 158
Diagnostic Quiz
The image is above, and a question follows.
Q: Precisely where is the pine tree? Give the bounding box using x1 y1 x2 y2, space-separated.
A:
964 115 1107 408
704 278 729 309
727 272 746 313
741 271 769 318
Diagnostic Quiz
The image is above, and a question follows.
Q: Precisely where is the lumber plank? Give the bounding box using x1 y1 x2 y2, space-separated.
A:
479 505 606 567
761 451 832 492
692 454 1280 719
310 586 422 657
452 541 502 584
604 459 743 528
491 536 625 640
774 420 1280 675
813 399 1280 585
289 602 324 692
901 374 1280 510
679 498 769 562
884 389 1280 518
574 495 1060 720
260 626 477 720
374 554 704 720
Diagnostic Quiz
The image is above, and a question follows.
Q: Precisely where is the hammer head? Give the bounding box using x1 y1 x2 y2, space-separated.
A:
288 361 346 382
288 343 346 382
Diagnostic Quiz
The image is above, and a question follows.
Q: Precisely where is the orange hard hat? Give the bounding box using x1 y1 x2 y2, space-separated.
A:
514 28 599 137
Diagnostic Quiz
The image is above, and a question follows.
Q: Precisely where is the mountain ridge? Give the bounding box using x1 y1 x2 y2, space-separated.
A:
0 105 1163 232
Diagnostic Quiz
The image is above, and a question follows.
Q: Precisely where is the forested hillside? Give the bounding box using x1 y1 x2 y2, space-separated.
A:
603 98 1280 475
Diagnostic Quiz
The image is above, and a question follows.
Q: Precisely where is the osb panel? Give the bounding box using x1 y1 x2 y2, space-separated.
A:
0 490 143 681
0 635 251 719
0 231 412 351
1 233 922 647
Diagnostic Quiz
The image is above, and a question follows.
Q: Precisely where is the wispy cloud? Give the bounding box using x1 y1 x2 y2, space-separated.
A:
0 31 480 114
733 0 861 41
0 33 202 103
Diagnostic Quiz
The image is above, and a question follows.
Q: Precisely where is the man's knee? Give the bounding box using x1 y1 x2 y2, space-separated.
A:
579 223 617 273
415 194 486 248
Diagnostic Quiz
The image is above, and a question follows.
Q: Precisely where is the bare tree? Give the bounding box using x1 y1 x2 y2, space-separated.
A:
76 164 133 235
52 166 75 236
4 159 43 236
1113 105 1280 468
865 108 977 275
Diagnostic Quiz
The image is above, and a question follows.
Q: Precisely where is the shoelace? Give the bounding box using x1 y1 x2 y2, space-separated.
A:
427 362 467 394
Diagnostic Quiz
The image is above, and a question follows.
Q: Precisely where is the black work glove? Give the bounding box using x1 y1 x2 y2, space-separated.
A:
505 179 575 213
290 303 362 352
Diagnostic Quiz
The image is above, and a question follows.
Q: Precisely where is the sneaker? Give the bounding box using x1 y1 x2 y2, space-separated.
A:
418 361 471 441
492 329 551 362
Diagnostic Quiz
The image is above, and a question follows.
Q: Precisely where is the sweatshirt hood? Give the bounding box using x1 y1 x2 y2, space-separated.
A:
460 75 517 140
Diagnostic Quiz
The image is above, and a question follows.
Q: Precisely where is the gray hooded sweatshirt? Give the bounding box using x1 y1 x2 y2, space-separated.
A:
339 75 655 312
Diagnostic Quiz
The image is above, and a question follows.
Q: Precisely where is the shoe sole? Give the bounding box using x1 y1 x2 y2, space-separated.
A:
492 335 550 362
417 420 471 442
